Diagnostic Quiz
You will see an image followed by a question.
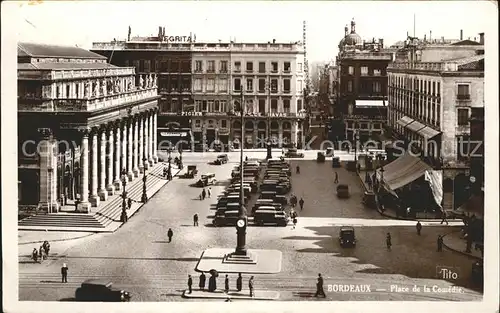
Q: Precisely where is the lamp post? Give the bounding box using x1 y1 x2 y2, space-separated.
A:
379 165 385 193
354 129 359 167
120 168 128 223
141 158 148 203
167 148 173 180
179 146 184 170
234 88 247 256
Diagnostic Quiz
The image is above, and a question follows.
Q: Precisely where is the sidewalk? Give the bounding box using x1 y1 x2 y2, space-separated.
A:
18 231 94 245
442 230 484 260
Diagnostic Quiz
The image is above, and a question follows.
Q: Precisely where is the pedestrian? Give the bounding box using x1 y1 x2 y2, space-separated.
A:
202 188 206 200
39 245 44 261
167 228 173 243
43 240 50 256
334 172 339 184
245 156 248 161
208 272 217 292
187 275 193 294
386 233 392 250
208 187 212 198
61 263 68 283
416 221 422 235
314 273 326 298
32 248 38 263
236 273 242 292
299 198 304 211
293 217 297 229
199 272 206 290
440 210 449 225
296 165 300 174
127 198 133 209
437 235 443 252
193 213 199 226
224 275 229 293
248 276 254 297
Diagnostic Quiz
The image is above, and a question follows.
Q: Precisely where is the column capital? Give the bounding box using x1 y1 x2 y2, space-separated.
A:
78 127 91 137
37 128 52 138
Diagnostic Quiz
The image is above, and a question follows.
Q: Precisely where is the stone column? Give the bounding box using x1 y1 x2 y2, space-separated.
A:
106 126 115 195
133 117 140 177
143 114 150 170
153 111 159 163
291 121 298 145
77 129 91 213
89 130 100 207
98 129 108 201
148 113 154 166
253 123 258 148
278 121 283 148
37 128 60 213
113 122 122 191
127 119 134 180
139 115 145 173
121 121 130 181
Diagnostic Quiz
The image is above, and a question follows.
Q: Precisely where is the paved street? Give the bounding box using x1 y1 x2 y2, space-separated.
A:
18 151 481 302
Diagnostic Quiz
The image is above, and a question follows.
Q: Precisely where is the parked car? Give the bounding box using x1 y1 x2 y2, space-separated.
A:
336 184 350 198
253 209 289 226
182 165 198 178
284 148 304 158
213 210 240 227
75 279 131 302
214 154 229 165
339 226 356 247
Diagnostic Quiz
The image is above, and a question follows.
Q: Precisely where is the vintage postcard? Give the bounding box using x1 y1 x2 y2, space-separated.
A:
2 1 498 313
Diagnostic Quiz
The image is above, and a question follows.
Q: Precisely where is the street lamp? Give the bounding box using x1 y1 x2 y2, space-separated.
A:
167 148 173 180
378 166 385 193
354 129 359 167
120 168 128 223
178 146 184 170
141 158 148 203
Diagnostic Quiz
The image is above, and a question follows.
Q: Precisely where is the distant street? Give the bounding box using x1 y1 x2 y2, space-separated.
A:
19 151 481 301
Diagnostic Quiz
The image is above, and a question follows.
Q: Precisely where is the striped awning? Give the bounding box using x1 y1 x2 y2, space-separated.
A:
376 153 432 191
418 126 441 139
405 120 426 133
396 116 414 127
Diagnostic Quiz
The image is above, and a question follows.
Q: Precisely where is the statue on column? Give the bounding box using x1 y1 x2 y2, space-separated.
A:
139 75 144 89
146 74 151 88
127 78 133 91
113 78 120 93
153 74 157 87
101 79 107 96
92 81 98 97
84 81 90 98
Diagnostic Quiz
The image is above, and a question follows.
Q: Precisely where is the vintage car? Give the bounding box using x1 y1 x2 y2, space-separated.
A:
339 226 356 247
75 279 131 302
336 184 350 198
253 209 289 226
284 148 304 158
252 201 283 214
317 152 326 162
214 154 229 165
213 210 240 227
196 173 216 187
181 165 198 178
273 195 288 206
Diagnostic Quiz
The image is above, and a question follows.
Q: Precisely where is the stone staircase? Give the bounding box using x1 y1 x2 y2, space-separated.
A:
18 163 174 232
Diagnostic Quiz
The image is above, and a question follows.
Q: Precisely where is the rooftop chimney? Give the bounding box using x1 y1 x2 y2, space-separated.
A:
424 34 426 42
273 39 276 44
429 30 432 41
379 38 384 48
460 29 463 40
479 32 484 44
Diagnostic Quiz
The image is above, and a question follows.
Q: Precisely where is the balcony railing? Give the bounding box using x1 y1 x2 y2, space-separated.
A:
388 62 461 72
19 87 158 112
457 94 471 100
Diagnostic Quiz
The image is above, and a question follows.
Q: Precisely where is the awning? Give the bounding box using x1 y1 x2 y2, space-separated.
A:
355 100 386 107
396 116 414 127
455 194 484 218
376 153 432 191
418 126 441 139
405 120 426 133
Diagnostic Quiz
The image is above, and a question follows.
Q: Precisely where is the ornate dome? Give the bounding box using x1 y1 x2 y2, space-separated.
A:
338 19 363 48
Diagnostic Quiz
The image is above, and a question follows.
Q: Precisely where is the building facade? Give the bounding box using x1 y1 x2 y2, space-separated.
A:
92 30 306 150
334 19 392 144
18 43 160 212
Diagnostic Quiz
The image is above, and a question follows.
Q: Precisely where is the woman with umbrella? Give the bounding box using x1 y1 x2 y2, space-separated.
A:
208 269 218 292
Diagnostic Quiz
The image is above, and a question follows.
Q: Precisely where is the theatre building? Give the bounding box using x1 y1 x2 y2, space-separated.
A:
17 43 160 212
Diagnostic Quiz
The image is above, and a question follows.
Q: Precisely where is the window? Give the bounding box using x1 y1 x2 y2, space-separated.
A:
207 79 215 91
297 80 303 92
66 85 70 98
171 77 178 91
246 62 253 72
432 81 436 96
246 79 253 91
220 61 228 73
234 100 241 112
283 79 290 92
194 79 202 91
347 81 353 92
159 61 168 72
271 79 278 92
373 123 381 129
258 79 266 92
195 61 203 72
214 100 220 111
171 99 178 112
219 79 228 92
271 62 278 72
271 99 278 112
361 66 368 75
283 99 290 112
181 61 190 73
373 69 381 76
373 81 381 93
207 100 214 111
207 61 215 73
144 60 151 72
297 99 303 111
360 123 368 129
457 108 469 125
284 62 291 72
246 99 254 112
221 120 227 128
234 78 241 91
139 60 145 72
457 84 470 99
181 77 191 91
258 99 266 113
220 100 227 112
195 119 201 127
75 84 79 98
297 63 303 72
437 82 441 97
195 100 202 111
171 60 179 72
259 62 266 73
202 100 208 111
348 66 354 75
234 61 241 72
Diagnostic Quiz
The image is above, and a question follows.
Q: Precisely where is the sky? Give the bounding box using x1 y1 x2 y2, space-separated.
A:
11 0 498 62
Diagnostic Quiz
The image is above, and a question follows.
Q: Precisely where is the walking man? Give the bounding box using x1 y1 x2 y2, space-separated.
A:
416 221 422 235
199 272 206 290
127 197 133 210
39 245 44 261
299 198 305 211
236 273 242 292
386 233 392 250
43 241 50 256
440 210 449 225
187 274 193 294
61 263 68 283
208 187 212 198
167 228 173 243
437 235 443 252
314 273 326 298
202 188 206 200
32 248 38 263
334 171 339 184
248 276 254 297
296 165 300 174
193 213 199 226
292 216 298 229
224 275 229 293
